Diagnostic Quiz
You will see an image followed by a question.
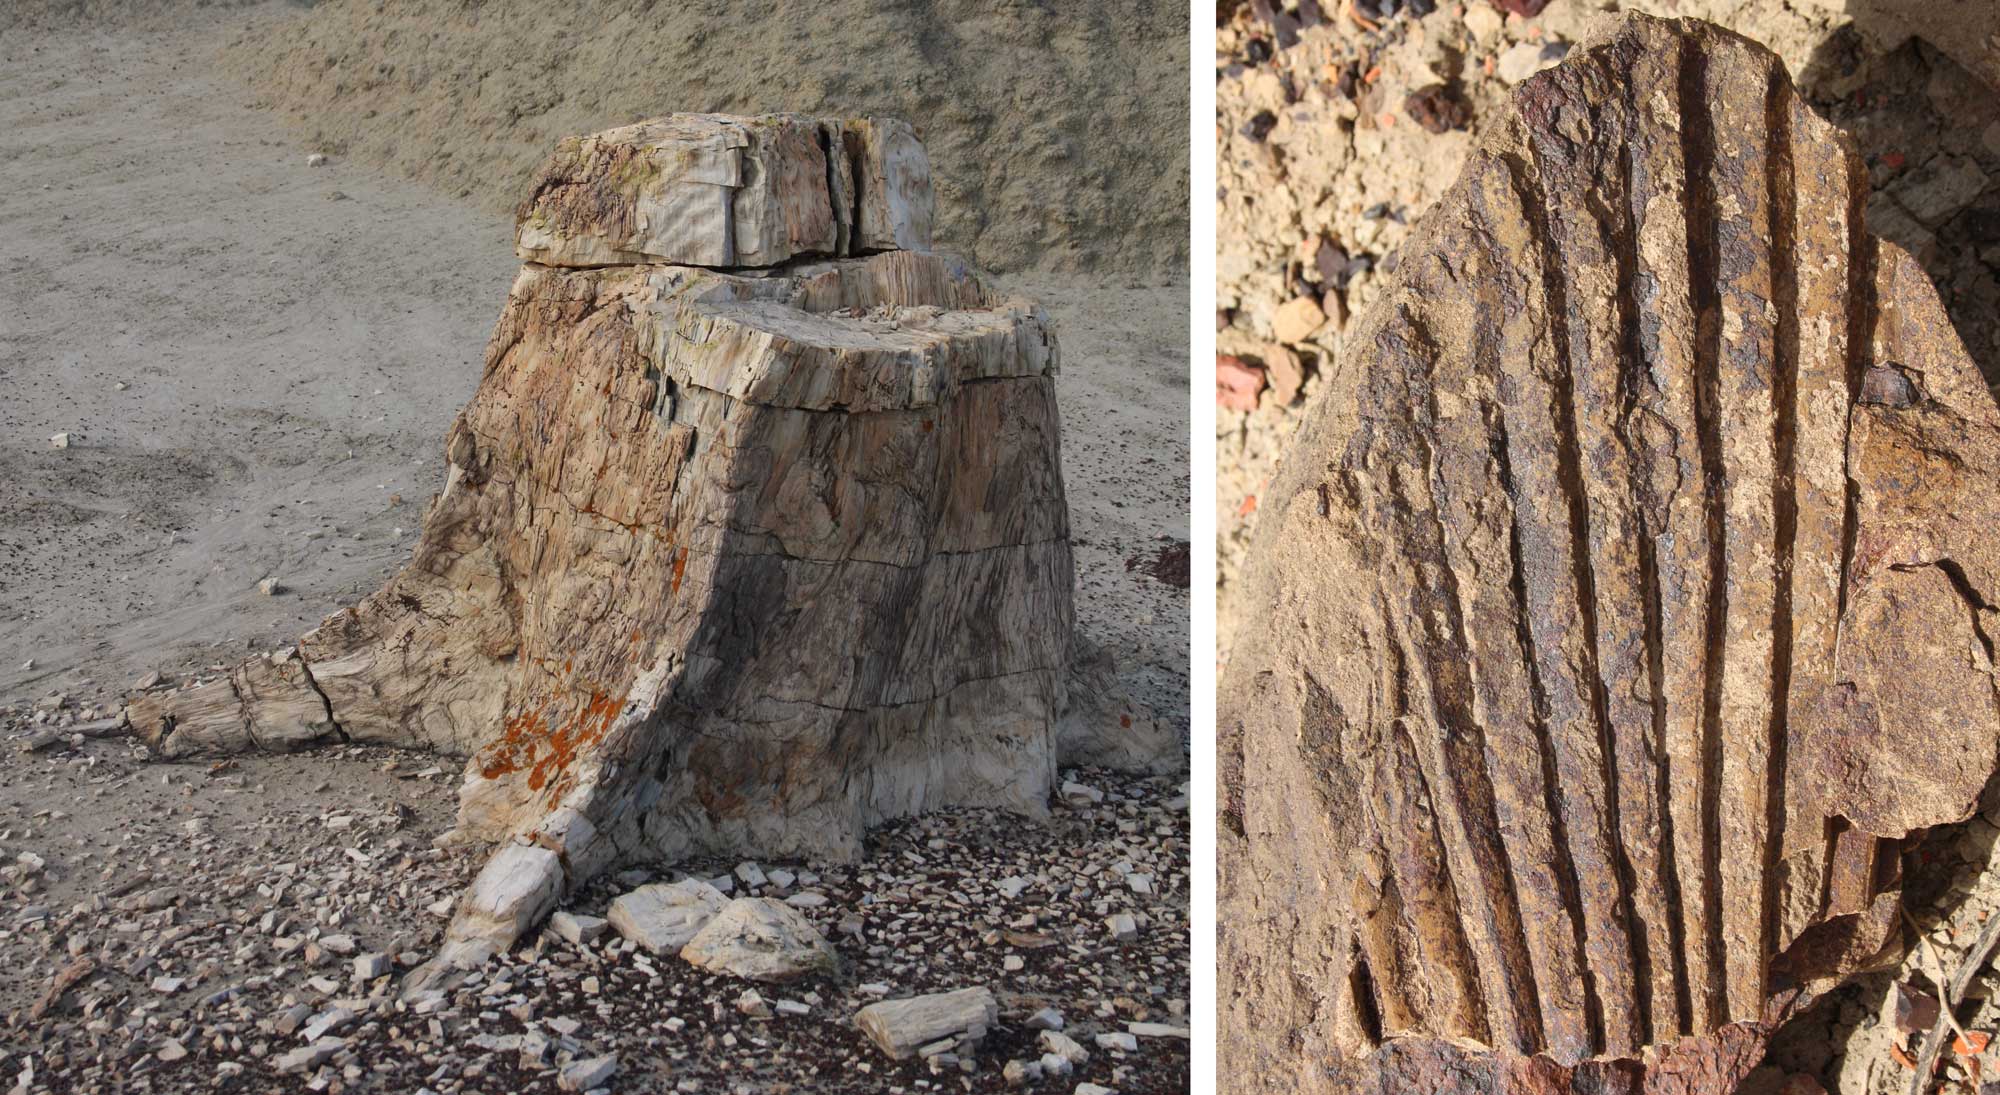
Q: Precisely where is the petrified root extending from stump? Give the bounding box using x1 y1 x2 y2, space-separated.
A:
1218 14 2000 1094
128 113 1177 979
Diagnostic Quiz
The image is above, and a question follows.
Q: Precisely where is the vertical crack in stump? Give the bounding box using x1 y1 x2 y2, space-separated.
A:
1218 15 2000 1094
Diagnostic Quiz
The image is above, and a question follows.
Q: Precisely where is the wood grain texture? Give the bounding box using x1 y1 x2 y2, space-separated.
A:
126 114 1173 980
1217 15 2000 1092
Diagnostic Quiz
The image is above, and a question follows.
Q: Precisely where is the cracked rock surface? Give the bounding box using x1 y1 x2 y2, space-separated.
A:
121 111 1175 981
1219 14 2000 1094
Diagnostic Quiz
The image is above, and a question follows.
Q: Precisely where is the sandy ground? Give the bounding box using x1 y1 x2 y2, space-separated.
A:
210 0 1190 277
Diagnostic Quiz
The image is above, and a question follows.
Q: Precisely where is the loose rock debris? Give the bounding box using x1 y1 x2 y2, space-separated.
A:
0 717 1189 1093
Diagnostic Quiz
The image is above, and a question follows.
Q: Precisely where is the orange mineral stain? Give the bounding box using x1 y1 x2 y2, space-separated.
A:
480 690 624 799
671 546 689 594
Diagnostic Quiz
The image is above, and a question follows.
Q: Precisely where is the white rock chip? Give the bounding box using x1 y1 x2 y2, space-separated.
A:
557 1053 617 1092
736 988 772 1019
1105 912 1139 942
681 897 839 982
274 1038 345 1074
854 986 999 1060
1094 1031 1138 1052
1039 1030 1089 1066
608 879 728 953
550 910 609 945
1026 1006 1065 1031
1059 780 1103 806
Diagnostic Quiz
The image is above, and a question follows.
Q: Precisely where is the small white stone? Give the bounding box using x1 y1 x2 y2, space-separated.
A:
1059 780 1103 806
257 577 284 596
1003 955 1025 972
1463 3 1503 39
557 1054 617 1092
1039 1030 1089 1066
1094 1031 1138 1052
1105 912 1139 942
353 953 391 981
736 989 772 1019
155 1039 187 1062
550 910 609 946
1126 874 1153 895
306 153 329 167
48 433 71 449
735 861 768 889
1026 1007 1065 1031
1003 1059 1043 1085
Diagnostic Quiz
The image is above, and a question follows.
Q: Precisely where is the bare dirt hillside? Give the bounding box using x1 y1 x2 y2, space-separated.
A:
202 0 1191 276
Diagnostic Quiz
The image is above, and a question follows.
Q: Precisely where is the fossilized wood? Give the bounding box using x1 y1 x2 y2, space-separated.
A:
512 113 934 269
127 113 1175 983
854 986 1000 1059
1216 15 2000 1094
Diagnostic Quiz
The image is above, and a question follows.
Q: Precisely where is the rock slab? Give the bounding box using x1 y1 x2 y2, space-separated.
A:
608 879 728 954
854 986 1000 1060
680 897 839 983
1218 13 2000 1095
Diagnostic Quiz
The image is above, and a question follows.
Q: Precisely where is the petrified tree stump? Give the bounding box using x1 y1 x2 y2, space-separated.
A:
1219 15 2000 1093
130 113 1172 975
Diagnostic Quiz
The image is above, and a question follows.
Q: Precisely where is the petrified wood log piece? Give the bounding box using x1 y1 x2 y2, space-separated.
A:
1218 15 2000 1093
129 113 1173 979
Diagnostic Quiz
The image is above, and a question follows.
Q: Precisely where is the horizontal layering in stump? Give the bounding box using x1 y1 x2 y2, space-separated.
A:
130 112 1173 976
1218 15 2000 1094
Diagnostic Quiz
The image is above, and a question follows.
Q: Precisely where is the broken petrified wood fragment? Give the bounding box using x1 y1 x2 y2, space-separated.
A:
1218 15 2000 1094
128 113 1176 979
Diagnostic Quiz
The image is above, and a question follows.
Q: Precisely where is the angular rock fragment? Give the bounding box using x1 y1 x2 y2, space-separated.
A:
854 986 1000 1060
1218 14 2000 1094
549 910 608 946
607 879 727 954
124 112 1178 983
557 1054 617 1092
679 897 838 983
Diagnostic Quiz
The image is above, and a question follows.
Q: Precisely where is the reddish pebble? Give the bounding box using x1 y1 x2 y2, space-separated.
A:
1217 354 1266 411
